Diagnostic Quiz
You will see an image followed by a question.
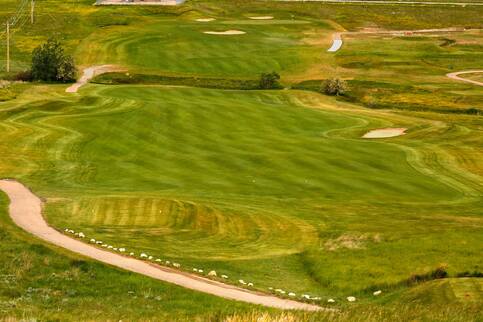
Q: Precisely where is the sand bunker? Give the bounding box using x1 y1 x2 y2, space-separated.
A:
204 30 246 35
248 16 274 20
196 18 215 22
362 128 407 139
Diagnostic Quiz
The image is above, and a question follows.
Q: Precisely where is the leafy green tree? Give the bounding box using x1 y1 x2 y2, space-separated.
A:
31 38 77 83
259 72 281 89
322 78 348 96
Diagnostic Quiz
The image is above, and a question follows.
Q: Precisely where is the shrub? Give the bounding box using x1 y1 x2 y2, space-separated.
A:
31 38 77 83
407 265 448 285
322 78 348 96
456 270 483 278
14 70 33 82
465 108 481 115
259 72 281 89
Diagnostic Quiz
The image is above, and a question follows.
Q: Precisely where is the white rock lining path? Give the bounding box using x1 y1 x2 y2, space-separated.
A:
0 179 321 311
446 70 483 86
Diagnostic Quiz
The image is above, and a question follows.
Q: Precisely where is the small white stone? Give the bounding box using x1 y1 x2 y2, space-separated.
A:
373 290 382 296
207 270 217 277
247 282 254 287
347 296 356 302
221 275 228 279
288 292 296 297
328 298 335 303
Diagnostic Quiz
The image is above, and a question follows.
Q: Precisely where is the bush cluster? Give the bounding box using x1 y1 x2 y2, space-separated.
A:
31 38 77 83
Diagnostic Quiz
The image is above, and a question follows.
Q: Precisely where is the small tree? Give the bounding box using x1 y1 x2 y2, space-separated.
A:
322 78 348 96
259 72 281 89
31 38 77 83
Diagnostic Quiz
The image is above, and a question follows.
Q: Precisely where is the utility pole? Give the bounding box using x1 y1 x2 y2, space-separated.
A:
6 22 10 73
31 0 35 24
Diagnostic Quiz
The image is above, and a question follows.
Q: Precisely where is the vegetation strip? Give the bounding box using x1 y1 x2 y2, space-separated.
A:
278 0 483 6
0 179 322 311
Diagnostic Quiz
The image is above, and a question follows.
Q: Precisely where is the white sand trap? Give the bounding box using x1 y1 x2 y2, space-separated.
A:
328 33 343 52
248 16 274 20
204 30 246 35
362 128 407 139
327 39 343 52
196 18 215 22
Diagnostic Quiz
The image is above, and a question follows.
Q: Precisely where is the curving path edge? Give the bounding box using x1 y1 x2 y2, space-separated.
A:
0 179 321 311
66 65 125 93
446 70 483 86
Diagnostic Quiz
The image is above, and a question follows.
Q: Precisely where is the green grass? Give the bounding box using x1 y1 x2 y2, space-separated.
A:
0 84 481 303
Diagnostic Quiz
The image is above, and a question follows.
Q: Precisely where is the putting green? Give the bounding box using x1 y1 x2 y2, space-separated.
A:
76 19 330 77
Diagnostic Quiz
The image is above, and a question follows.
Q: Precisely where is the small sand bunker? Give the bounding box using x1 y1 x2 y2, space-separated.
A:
196 18 215 22
204 30 246 35
362 128 407 139
248 16 274 20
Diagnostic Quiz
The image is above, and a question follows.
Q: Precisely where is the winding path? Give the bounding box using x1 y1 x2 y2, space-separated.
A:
0 179 321 311
446 70 483 86
66 65 124 93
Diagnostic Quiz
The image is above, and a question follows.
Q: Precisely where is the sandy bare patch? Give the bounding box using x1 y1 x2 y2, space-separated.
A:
204 30 246 35
196 18 215 22
248 16 274 20
362 128 407 139
325 234 381 251
0 179 322 311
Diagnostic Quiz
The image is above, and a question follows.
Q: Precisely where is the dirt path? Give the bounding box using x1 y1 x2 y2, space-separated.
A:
327 27 469 53
66 65 124 93
446 70 483 86
0 179 321 311
96 0 184 6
